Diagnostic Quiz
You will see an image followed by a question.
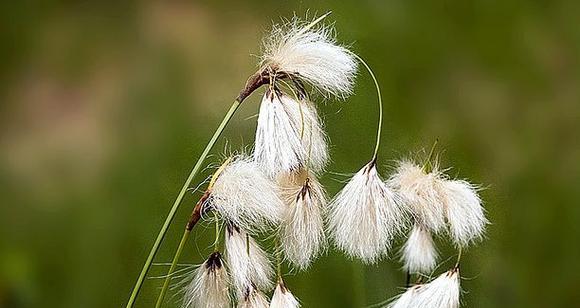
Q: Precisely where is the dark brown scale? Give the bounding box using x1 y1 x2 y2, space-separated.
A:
204 251 223 271
296 177 311 202
225 221 241 236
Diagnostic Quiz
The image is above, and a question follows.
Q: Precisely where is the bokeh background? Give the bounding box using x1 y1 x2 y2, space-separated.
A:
1 1 579 307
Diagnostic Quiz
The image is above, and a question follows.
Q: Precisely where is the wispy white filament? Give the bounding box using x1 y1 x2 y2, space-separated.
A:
387 268 461 308
254 91 328 177
280 174 327 270
238 286 270 308
262 16 358 98
208 155 284 233
328 161 406 263
389 160 446 233
270 280 300 308
225 224 274 298
442 180 488 247
182 252 230 308
401 224 438 274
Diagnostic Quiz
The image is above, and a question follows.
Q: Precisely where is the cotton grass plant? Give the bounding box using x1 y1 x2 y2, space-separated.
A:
125 12 488 308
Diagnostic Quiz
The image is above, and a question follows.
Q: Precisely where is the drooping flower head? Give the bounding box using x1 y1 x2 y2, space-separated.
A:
225 223 274 299
441 180 488 247
389 158 488 247
254 89 328 178
400 223 438 274
270 279 300 308
389 160 447 233
182 251 230 308
328 160 407 263
388 267 461 308
279 170 327 270
261 13 358 98
206 154 285 233
238 285 270 308
387 286 419 308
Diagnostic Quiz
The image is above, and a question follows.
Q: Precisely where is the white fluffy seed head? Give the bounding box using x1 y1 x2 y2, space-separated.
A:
261 15 358 98
389 160 447 233
442 180 488 247
182 252 230 308
238 286 270 308
414 268 461 308
208 155 285 233
290 97 329 172
401 224 438 274
387 286 419 308
387 268 461 308
225 223 275 299
280 173 327 270
254 90 328 178
328 161 407 263
270 280 300 308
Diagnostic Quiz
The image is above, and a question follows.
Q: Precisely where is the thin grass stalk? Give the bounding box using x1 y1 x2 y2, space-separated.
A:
154 228 191 308
125 100 241 308
127 66 270 307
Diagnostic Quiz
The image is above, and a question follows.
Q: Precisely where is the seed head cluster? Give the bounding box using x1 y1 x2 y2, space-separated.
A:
178 13 488 308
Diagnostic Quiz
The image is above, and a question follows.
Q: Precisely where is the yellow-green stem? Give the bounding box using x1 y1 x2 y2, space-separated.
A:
154 229 191 308
126 100 241 308
455 246 463 268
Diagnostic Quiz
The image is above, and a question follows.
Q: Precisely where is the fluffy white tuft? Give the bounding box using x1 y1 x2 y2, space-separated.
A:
262 16 358 98
270 280 300 308
328 161 406 263
386 286 419 308
289 97 329 173
401 224 438 274
387 268 461 308
442 180 488 247
413 268 461 308
254 90 328 178
238 286 270 308
208 155 285 233
280 173 327 270
182 252 230 308
389 160 447 233
225 224 275 298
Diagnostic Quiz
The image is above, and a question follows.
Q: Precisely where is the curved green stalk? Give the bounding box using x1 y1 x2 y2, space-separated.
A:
353 54 383 160
126 100 241 308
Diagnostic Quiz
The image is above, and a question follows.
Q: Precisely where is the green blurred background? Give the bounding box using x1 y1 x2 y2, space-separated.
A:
1 1 579 307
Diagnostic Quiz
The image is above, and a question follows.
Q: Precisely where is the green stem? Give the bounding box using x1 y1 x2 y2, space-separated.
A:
354 54 383 160
455 246 463 268
155 191 210 307
126 100 241 308
154 229 191 308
